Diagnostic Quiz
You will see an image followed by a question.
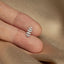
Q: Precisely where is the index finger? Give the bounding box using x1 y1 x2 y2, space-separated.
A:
0 1 42 36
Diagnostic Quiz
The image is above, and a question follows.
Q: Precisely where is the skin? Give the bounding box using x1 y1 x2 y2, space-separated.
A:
0 1 43 53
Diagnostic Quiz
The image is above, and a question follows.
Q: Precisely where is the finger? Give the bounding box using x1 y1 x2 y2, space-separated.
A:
0 20 43 53
0 1 42 36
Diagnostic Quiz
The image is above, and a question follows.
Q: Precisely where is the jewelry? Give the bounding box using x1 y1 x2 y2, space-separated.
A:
26 27 32 37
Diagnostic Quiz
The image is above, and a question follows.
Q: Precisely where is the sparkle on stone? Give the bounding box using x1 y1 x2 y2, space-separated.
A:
26 27 32 37
26 32 31 35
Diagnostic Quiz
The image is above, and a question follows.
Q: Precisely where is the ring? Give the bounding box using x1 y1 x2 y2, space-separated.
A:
26 27 32 37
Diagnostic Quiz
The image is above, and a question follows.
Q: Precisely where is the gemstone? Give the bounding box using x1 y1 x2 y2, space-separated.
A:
26 32 31 35
26 33 30 37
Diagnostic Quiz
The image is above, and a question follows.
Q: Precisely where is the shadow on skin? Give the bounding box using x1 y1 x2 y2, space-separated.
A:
40 61 56 64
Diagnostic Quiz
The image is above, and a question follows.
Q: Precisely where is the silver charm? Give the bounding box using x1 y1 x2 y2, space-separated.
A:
26 27 32 37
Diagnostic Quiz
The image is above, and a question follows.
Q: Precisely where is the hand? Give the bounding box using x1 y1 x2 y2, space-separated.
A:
0 1 43 53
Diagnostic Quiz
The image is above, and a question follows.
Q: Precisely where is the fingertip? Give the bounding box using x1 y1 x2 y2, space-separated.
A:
33 23 42 36
27 36 43 53
13 12 42 36
30 41 43 53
